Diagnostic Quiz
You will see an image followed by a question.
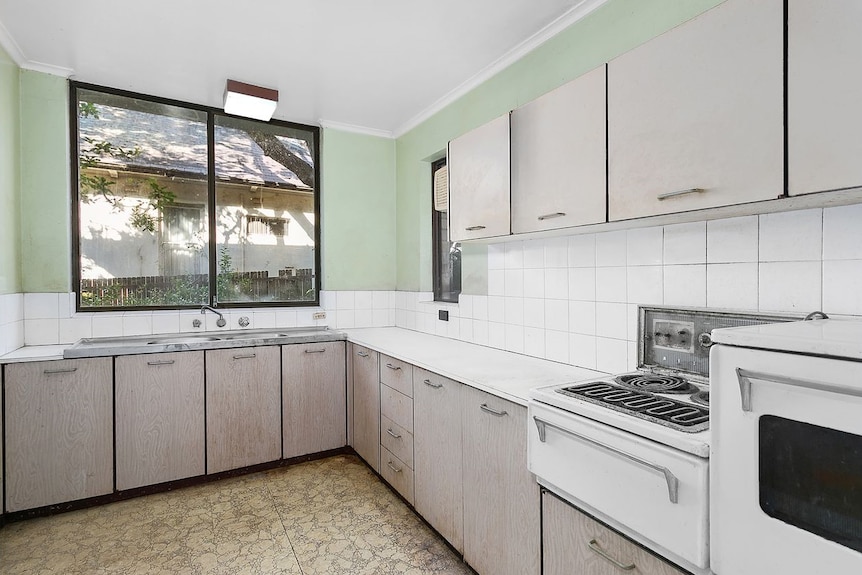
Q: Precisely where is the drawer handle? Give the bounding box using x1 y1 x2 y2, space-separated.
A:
423 378 443 389
465 225 486 231
43 367 78 375
385 363 402 371
357 351 369 357
588 539 636 571
304 348 326 354
480 403 508 417
656 187 705 201
147 360 175 366
232 353 256 360
534 417 679 504
537 212 566 221
386 428 402 440
387 461 403 474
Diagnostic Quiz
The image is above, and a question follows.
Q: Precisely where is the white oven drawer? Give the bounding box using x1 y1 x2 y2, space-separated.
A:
528 401 709 569
711 344 862 575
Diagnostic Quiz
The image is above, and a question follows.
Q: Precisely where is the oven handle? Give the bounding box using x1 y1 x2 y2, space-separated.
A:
533 416 679 504
736 368 862 413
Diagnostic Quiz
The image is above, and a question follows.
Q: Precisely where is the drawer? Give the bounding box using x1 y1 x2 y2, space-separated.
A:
381 384 413 433
380 446 414 505
380 415 414 469
380 354 413 397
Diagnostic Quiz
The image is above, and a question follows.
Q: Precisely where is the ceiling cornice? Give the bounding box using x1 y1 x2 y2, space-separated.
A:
391 0 609 139
0 16 74 77
319 119 394 139
20 60 74 77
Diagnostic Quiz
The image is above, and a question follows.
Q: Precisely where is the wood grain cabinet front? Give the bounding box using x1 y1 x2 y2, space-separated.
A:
4 358 113 512
205 346 281 474
543 491 686 575
282 341 347 459
462 386 540 575
350 343 380 472
608 0 783 220
115 351 205 490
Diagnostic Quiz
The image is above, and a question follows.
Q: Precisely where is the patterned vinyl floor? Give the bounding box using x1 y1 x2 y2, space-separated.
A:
0 455 476 575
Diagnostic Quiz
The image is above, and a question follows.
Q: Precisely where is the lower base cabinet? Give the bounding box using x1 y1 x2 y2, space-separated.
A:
350 343 380 472
462 386 540 575
206 346 281 474
4 358 113 512
543 491 686 575
115 351 205 490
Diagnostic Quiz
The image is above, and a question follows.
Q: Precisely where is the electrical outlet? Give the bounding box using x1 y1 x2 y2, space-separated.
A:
312 311 326 320
438 310 449 321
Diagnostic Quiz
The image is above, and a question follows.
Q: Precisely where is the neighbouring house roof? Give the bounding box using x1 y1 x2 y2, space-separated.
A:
78 103 314 190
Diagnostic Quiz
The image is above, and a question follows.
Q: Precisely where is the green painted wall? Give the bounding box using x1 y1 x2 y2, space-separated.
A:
395 0 724 293
0 45 21 294
321 128 397 290
19 70 71 293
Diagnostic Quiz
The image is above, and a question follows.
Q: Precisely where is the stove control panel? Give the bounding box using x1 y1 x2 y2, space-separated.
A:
652 320 695 353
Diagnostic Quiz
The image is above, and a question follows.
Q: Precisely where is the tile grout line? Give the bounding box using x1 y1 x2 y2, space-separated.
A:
263 472 306 575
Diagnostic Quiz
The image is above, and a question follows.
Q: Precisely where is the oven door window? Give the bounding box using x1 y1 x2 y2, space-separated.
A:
760 415 862 552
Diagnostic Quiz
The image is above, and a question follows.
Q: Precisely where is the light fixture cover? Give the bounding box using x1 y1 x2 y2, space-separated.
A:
224 79 278 121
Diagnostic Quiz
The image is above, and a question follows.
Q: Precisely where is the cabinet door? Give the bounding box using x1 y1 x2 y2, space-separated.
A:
205 346 281 474
788 0 862 195
511 65 607 233
350 343 380 472
462 386 539 575
608 0 783 220
543 491 686 575
116 351 205 490
4 358 113 512
414 368 464 552
282 341 347 459
448 113 511 241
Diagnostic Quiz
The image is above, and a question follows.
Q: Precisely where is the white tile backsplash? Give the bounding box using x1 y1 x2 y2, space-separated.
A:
823 204 862 260
504 241 524 269
759 209 823 262
595 267 627 303
707 215 759 263
568 234 596 268
664 265 707 307
759 261 822 312
822 260 862 315
664 221 706 264
626 227 664 266
504 269 524 297
545 299 569 333
544 268 568 300
595 231 627 267
707 263 758 310
24 293 59 320
545 238 568 268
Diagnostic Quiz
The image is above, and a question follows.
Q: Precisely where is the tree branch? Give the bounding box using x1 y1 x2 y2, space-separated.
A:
247 130 315 188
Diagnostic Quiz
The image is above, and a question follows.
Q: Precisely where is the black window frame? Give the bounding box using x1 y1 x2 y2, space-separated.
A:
69 81 321 312
431 157 461 303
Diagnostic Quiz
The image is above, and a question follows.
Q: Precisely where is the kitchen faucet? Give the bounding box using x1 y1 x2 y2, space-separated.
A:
201 305 227 327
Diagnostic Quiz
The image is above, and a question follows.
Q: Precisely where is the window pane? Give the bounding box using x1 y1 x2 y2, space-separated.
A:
214 115 317 304
432 160 460 303
76 89 210 308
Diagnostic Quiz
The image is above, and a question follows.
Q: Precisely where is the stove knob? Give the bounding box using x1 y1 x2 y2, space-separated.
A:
698 332 714 348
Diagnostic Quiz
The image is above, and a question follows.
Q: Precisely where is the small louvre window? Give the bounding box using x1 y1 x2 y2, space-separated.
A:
433 164 449 212
247 215 287 237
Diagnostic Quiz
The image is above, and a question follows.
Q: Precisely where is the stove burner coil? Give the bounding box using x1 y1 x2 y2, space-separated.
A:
556 381 709 433
690 390 710 406
614 373 696 394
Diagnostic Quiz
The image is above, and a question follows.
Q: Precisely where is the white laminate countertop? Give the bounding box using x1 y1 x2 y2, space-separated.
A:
712 318 862 361
345 327 604 406
0 345 68 363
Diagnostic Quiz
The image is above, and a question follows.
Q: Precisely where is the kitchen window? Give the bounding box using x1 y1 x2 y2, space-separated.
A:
432 158 461 303
71 83 320 310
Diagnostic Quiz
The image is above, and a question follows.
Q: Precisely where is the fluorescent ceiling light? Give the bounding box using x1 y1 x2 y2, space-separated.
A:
224 79 278 121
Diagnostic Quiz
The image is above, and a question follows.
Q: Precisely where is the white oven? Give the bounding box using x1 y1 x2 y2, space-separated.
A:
710 319 862 575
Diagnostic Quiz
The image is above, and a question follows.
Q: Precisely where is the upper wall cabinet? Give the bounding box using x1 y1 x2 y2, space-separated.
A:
788 0 862 195
448 113 511 241
511 65 607 233
608 0 783 221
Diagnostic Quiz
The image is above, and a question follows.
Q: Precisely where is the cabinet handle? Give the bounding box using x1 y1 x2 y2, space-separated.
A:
588 539 636 571
147 360 175 366
423 378 443 389
304 348 326 354
479 403 508 417
232 353 256 360
43 367 78 375
387 461 403 474
385 363 402 371
386 428 402 439
465 225 486 231
537 212 566 221
534 416 679 504
357 351 369 358
656 187 705 201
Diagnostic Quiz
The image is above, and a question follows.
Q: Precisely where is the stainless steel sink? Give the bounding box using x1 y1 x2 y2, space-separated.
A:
147 336 222 345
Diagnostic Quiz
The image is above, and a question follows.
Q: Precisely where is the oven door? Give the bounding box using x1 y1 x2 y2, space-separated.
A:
528 400 709 569
711 345 862 575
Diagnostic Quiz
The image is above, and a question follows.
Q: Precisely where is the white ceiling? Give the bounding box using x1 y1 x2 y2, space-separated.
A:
0 0 606 137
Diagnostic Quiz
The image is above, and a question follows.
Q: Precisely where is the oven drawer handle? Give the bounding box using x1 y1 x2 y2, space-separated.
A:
736 368 862 413
533 417 679 504
588 539 636 571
